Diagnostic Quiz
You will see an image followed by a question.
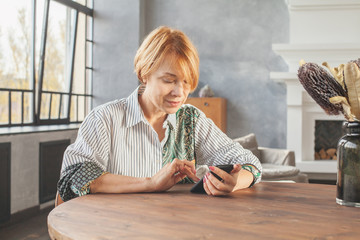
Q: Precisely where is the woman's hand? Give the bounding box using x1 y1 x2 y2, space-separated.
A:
150 158 200 192
203 164 242 196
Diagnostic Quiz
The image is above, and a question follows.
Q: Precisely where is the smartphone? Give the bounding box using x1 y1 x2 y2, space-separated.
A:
190 164 234 194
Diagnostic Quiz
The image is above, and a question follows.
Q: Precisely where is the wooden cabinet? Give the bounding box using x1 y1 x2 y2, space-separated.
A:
185 97 227 132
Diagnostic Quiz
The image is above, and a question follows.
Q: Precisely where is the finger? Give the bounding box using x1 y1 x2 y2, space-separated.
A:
174 172 186 183
205 173 227 196
206 172 229 192
168 160 182 175
171 159 199 182
172 158 190 171
171 158 181 167
230 164 242 174
170 159 198 182
209 166 235 185
208 170 235 194
173 159 197 176
203 175 212 195
182 159 197 174
180 165 200 182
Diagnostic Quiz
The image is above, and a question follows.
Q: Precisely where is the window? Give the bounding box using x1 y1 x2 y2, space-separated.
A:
0 0 93 127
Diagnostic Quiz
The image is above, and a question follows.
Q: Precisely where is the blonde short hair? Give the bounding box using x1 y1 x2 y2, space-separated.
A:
134 26 199 91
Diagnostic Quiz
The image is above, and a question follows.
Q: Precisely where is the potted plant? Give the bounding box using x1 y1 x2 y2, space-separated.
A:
298 58 360 207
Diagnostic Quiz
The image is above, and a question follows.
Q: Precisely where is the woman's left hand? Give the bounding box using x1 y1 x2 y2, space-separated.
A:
203 164 242 196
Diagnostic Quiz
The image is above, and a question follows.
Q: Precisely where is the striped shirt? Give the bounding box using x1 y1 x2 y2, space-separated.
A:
58 87 262 201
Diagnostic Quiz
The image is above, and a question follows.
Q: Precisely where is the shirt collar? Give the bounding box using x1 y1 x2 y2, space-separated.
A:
125 86 147 128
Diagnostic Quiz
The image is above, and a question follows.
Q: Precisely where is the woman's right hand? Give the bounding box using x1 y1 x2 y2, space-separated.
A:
150 158 199 192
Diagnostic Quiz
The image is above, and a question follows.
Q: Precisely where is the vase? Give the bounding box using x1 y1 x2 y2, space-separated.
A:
336 121 360 207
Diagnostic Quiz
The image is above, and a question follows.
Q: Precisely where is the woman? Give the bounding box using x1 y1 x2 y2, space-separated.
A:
57 26 261 204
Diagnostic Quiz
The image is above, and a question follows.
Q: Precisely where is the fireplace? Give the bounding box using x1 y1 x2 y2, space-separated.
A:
270 0 360 174
314 120 343 160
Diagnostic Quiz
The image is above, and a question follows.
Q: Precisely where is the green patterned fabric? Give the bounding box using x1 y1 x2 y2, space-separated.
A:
162 105 200 165
57 162 105 201
241 164 261 187
162 105 200 183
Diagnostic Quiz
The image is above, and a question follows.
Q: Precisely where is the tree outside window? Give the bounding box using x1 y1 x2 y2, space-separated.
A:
0 0 93 127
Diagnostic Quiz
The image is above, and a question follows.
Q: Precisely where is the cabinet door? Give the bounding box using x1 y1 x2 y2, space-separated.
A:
185 98 227 132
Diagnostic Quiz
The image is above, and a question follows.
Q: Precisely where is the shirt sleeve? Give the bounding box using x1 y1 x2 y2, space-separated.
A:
194 110 262 186
57 108 111 201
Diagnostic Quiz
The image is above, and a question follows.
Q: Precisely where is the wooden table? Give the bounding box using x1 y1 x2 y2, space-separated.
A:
48 182 360 239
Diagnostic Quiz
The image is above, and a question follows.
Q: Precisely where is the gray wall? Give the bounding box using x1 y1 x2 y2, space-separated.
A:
93 0 141 105
93 0 289 148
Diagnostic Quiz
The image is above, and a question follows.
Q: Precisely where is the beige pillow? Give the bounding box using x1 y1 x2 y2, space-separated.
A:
233 133 261 160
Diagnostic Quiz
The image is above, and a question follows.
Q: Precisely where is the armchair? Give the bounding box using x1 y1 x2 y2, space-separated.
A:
233 133 308 183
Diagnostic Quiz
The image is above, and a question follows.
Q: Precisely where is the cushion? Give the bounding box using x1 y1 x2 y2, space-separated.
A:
261 163 300 179
233 133 261 160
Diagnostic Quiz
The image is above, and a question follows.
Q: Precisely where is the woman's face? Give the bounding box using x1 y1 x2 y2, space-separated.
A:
142 54 191 115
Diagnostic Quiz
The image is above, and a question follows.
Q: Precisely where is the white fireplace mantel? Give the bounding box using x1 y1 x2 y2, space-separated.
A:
271 0 360 174
272 43 360 72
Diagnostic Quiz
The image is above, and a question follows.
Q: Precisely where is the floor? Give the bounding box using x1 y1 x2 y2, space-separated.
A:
0 207 52 240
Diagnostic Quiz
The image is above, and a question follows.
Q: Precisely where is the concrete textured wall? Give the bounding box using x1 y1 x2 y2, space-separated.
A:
92 0 141 106
93 0 289 148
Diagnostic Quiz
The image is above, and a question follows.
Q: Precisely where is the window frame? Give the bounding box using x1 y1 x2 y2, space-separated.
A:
36 0 93 125
0 0 93 127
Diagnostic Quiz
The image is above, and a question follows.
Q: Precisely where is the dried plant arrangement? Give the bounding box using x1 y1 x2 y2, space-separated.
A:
298 58 360 122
